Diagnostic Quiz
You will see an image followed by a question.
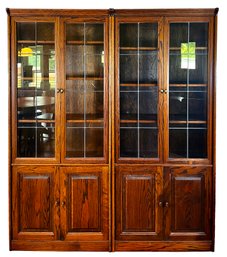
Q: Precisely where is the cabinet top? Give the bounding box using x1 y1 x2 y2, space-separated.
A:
6 8 219 17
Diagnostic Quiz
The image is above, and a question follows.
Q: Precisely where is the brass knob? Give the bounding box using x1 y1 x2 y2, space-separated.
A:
164 89 168 94
160 89 164 93
164 202 169 207
55 200 60 206
159 201 163 207
60 88 64 93
61 201 66 207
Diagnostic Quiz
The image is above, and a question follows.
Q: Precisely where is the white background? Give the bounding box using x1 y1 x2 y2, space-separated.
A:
0 0 227 256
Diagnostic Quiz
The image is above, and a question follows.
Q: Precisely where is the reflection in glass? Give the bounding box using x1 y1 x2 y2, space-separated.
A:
16 22 56 158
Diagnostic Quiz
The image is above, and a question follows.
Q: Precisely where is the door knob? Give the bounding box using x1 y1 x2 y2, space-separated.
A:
61 201 66 207
164 202 169 207
60 88 64 93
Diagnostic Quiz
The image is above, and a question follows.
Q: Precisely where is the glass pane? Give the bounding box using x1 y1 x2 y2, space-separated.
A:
169 22 208 159
66 126 84 157
18 122 55 157
189 129 207 158
86 128 103 157
139 23 158 47
119 22 158 159
120 53 138 83
140 128 158 158
120 129 138 157
65 23 104 158
139 51 157 83
169 129 187 158
16 22 56 158
120 92 138 120
120 24 138 47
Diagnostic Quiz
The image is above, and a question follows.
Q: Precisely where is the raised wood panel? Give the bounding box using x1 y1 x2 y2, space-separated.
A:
116 166 163 241
19 175 51 231
60 166 109 242
12 166 58 240
69 174 101 231
165 166 212 240
123 175 155 232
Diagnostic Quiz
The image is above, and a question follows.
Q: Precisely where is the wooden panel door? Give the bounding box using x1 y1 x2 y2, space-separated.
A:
164 166 212 240
116 166 163 240
12 165 59 240
60 166 109 242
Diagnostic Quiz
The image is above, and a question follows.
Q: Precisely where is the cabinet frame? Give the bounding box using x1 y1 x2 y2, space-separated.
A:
8 8 218 252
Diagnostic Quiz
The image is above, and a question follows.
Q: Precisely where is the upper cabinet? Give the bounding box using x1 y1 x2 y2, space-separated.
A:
11 15 109 164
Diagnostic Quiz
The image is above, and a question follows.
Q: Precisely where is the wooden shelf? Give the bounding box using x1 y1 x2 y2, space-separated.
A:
66 40 104 45
120 83 157 87
120 120 156 124
66 76 104 81
169 83 207 87
17 40 54 44
20 77 53 81
169 46 208 51
18 119 55 123
169 120 207 124
120 47 157 51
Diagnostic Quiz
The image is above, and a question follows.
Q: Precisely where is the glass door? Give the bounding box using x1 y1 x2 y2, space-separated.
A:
168 21 209 160
116 19 162 161
16 21 56 159
63 19 108 162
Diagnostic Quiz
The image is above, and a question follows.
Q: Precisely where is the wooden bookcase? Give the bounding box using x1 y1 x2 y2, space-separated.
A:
8 8 218 251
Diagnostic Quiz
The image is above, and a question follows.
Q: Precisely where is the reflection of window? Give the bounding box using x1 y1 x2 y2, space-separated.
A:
181 42 196 69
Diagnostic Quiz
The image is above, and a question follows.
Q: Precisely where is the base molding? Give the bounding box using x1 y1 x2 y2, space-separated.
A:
115 241 214 251
11 240 110 251
11 240 214 251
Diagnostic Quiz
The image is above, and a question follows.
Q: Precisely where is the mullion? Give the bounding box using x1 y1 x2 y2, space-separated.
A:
137 23 140 158
83 23 86 158
186 22 190 158
35 22 38 157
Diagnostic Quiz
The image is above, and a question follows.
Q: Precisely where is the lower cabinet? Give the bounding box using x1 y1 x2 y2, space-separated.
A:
11 165 213 251
115 165 213 251
11 165 109 251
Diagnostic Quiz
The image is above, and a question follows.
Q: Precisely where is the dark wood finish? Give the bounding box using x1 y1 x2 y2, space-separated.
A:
60 16 109 164
116 166 163 241
164 166 212 241
115 241 213 251
115 16 164 164
8 8 217 252
12 165 59 240
60 166 109 241
11 240 109 251
7 8 217 17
